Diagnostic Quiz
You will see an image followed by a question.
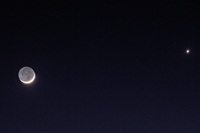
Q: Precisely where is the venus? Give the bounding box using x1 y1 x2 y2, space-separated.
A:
18 66 35 84
186 49 190 53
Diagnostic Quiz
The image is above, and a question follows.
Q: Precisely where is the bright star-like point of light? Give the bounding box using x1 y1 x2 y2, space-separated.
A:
186 49 190 54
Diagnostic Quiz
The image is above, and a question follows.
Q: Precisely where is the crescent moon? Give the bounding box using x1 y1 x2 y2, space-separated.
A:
18 67 36 84
20 73 35 84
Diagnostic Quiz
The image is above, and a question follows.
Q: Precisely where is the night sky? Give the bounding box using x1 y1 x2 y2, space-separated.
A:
1 1 200 133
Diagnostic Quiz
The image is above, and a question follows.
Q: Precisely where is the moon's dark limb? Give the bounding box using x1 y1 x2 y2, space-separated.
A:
18 67 35 84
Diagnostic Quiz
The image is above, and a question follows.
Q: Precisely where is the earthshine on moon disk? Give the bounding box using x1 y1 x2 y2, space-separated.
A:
18 66 35 84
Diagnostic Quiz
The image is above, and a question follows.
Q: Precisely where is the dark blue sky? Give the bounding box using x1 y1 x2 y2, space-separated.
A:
0 1 200 133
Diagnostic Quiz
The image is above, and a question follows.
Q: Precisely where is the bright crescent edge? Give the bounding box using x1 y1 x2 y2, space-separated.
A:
20 72 36 84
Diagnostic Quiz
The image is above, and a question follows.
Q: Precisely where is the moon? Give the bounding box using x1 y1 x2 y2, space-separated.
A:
18 67 35 84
